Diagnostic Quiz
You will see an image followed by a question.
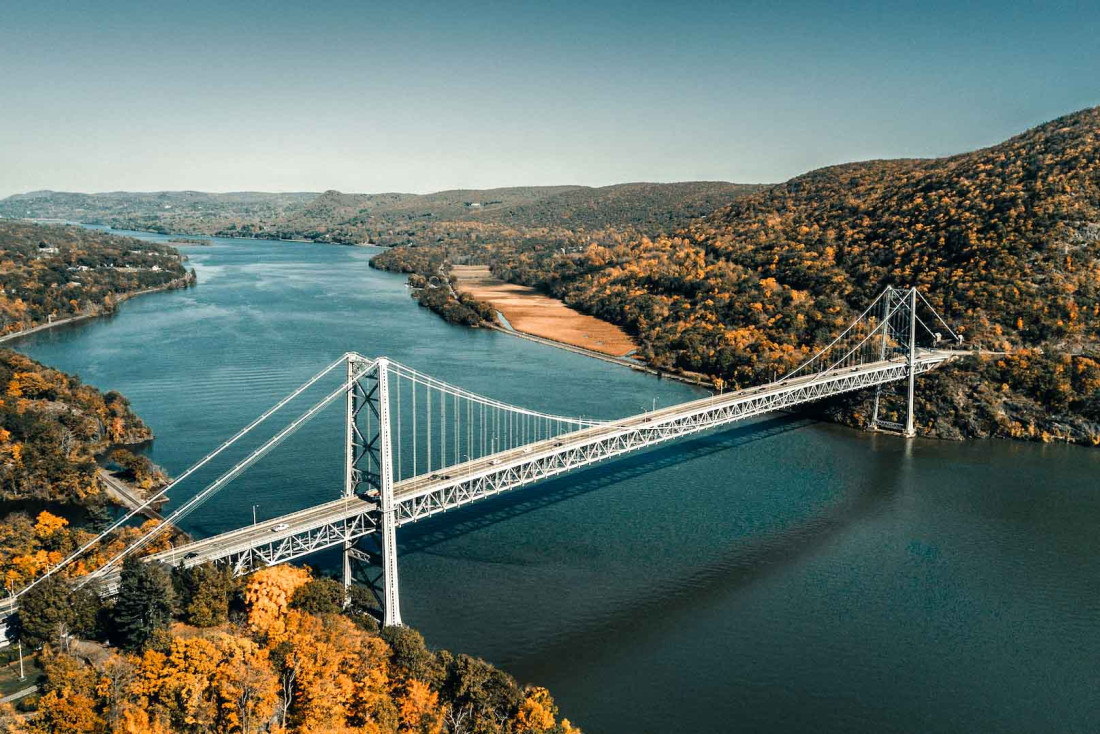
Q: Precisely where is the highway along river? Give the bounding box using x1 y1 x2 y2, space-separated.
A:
14 231 1100 733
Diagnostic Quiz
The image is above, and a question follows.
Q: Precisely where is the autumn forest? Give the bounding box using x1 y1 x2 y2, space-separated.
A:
0 104 1097 733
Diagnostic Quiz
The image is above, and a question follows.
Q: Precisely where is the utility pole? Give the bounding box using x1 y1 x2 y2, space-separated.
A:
252 504 259 527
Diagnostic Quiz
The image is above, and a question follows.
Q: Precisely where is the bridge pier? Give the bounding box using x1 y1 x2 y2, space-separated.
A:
868 286 920 437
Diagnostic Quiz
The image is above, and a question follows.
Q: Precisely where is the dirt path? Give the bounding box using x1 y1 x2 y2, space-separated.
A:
452 265 638 357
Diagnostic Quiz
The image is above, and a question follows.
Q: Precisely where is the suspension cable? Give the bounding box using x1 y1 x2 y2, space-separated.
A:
83 359 379 584
780 288 891 381
14 353 350 599
387 361 601 426
916 290 963 342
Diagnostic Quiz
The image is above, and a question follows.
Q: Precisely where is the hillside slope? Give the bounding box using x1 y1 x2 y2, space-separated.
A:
0 220 192 335
494 108 1100 443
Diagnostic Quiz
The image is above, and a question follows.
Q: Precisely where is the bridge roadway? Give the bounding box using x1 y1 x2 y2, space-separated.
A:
91 348 961 583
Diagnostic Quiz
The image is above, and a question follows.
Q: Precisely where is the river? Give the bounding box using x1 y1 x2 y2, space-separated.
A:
12 231 1100 733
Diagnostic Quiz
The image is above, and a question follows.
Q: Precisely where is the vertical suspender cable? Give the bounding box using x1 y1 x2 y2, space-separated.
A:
395 373 402 480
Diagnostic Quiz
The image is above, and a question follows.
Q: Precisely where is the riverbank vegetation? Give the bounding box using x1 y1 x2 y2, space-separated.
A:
0 221 193 338
4 110 1097 445
0 350 181 589
379 107 1100 445
4 563 580 734
367 243 494 327
368 185 764 331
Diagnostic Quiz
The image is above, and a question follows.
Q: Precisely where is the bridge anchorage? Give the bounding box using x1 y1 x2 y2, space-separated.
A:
2 286 963 632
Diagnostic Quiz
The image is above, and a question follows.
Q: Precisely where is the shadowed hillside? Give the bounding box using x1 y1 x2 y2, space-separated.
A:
491 107 1100 443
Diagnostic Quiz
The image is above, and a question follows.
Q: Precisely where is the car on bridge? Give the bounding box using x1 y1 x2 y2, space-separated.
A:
272 523 290 532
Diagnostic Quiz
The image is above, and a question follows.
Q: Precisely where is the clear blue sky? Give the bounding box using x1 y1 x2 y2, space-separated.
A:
3 0 1097 196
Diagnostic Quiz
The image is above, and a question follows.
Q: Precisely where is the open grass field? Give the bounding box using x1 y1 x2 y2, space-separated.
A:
452 265 638 357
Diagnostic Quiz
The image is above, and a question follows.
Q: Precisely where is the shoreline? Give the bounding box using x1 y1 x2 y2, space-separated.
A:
0 275 193 346
486 322 714 388
449 263 714 388
70 221 708 389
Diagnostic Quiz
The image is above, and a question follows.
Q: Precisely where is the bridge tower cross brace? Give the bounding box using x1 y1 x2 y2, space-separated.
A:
342 353 402 627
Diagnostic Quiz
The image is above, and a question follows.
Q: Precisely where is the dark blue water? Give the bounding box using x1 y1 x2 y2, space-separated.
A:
13 231 1100 733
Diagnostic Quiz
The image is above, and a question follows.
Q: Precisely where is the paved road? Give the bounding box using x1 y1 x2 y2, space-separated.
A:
0 685 37 704
98 469 164 521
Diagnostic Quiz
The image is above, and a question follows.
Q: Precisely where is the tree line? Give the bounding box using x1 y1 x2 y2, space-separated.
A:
4 561 581 734
0 221 193 337
378 107 1100 445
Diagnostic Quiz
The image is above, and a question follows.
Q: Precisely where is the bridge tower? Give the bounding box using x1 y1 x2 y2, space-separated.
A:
904 286 918 438
342 353 402 627
870 286 896 431
870 286 919 438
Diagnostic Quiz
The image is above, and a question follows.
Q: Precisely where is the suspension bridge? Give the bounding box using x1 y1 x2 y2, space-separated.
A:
3 286 965 631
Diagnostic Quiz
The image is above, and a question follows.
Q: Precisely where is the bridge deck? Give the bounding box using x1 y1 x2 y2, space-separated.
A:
137 349 960 573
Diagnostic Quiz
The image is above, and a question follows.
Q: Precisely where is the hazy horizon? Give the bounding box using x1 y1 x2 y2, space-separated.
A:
4 0 1098 198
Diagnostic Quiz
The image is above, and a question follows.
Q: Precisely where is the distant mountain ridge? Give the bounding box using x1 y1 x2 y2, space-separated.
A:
0 182 765 243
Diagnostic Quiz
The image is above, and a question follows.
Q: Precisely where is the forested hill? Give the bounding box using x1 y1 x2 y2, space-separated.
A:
694 107 1099 350
494 107 1100 443
0 182 763 245
0 221 193 336
0 191 316 235
475 181 766 232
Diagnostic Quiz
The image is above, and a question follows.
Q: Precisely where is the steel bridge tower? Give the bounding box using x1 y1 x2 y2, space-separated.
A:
342 354 402 627
869 286 920 438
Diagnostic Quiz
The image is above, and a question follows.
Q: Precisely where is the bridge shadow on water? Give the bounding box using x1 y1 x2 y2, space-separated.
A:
399 412 909 670
397 412 817 556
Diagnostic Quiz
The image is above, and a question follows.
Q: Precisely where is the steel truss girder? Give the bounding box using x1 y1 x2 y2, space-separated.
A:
390 360 935 524
224 510 378 575
137 355 952 585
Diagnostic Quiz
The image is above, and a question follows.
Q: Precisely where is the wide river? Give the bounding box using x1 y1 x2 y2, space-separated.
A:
13 232 1100 733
